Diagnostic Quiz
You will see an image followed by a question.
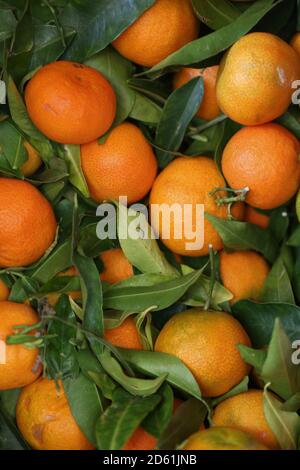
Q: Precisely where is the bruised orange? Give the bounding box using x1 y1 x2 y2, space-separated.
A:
173 66 220 121
183 427 268 450
219 250 269 304
0 178 57 267
212 390 279 450
113 0 199 67
0 301 41 390
155 309 251 397
104 317 143 350
25 61 116 144
100 248 134 285
81 123 157 204
217 32 300 125
16 378 94 450
222 123 300 210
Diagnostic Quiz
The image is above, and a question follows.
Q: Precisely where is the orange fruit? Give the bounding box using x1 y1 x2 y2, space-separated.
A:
0 178 57 267
0 301 41 390
21 142 42 177
173 66 220 121
81 122 157 204
290 32 300 56
155 308 251 397
245 206 270 229
25 61 116 144
100 248 134 285
149 156 244 257
217 32 300 125
104 317 143 350
219 250 269 304
113 0 199 67
0 278 9 301
183 427 268 450
47 267 81 306
16 378 94 450
222 123 300 210
124 428 157 451
212 390 279 450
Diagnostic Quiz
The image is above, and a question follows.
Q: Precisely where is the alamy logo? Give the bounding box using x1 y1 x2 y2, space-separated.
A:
0 340 6 365
291 340 300 365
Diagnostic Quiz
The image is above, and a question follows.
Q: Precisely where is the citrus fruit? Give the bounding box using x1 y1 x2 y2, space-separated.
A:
0 278 9 301
245 206 270 229
0 178 57 267
100 248 134 284
81 122 157 204
104 317 143 350
25 61 116 144
47 267 81 306
219 250 269 304
173 66 220 121
113 0 199 67
155 308 251 397
290 32 300 56
21 142 42 177
149 156 244 257
217 32 300 125
212 390 279 450
0 301 41 390
124 428 157 451
183 427 268 450
16 378 94 450
221 123 300 210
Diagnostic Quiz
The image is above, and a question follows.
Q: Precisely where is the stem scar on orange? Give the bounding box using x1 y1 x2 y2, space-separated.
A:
25 61 117 145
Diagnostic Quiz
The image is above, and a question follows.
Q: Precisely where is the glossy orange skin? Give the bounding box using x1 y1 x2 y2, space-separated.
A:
100 248 134 285
174 66 220 121
25 61 116 144
0 278 9 301
149 156 244 257
0 302 41 390
222 123 300 210
104 317 143 350
213 390 279 450
81 123 157 204
155 309 251 397
245 206 270 229
21 142 42 177
113 0 199 67
183 427 268 450
0 178 57 267
16 378 94 450
219 250 270 304
217 32 300 126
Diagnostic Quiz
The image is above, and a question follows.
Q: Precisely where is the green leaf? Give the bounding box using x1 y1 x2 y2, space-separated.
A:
31 240 73 283
129 92 162 124
117 202 178 277
238 344 267 374
78 223 114 258
158 398 207 450
206 215 278 263
212 376 249 407
0 7 17 41
0 409 29 450
146 0 277 74
141 384 174 439
63 145 89 198
184 273 233 309
85 47 135 124
192 0 240 30
232 300 300 347
264 385 300 450
155 77 204 168
287 225 300 247
95 388 160 450
0 120 27 169
278 107 300 139
260 256 295 304
0 389 21 420
60 0 155 62
119 349 202 400
63 373 102 447
99 350 167 397
103 269 203 312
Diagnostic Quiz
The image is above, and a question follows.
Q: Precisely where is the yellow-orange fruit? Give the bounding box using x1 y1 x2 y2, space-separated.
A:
222 123 300 210
219 250 269 304
212 390 279 449
155 309 251 397
0 301 41 390
81 123 157 204
100 248 134 285
25 61 116 144
21 142 42 177
245 206 270 229
104 317 143 350
290 32 300 56
16 378 94 450
173 66 220 120
113 0 199 67
183 427 268 450
217 32 300 125
0 178 57 267
0 278 9 301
